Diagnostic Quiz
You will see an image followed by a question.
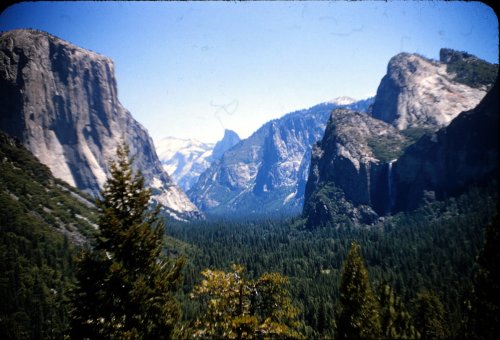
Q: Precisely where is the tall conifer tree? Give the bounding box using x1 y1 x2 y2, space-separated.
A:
412 290 448 339
378 282 419 339
69 143 184 339
335 242 381 339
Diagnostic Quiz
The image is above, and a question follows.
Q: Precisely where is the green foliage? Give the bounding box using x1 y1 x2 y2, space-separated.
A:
169 185 497 337
0 132 97 339
412 290 449 339
190 264 304 339
367 135 406 163
1 130 496 339
335 242 382 339
69 143 184 339
303 183 355 228
400 127 434 144
446 57 498 89
367 127 434 163
469 213 500 339
378 283 419 339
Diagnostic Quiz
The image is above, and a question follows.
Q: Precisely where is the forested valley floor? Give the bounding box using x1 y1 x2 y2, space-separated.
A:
168 185 497 338
1 134 498 338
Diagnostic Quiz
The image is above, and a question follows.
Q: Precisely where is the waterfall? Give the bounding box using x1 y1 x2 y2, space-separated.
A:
387 159 397 215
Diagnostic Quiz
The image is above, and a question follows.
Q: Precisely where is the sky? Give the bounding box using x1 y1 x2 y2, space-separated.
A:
0 1 498 143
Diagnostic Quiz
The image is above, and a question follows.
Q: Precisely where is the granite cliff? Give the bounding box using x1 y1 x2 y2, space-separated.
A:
303 109 408 226
391 78 498 213
0 29 202 220
303 49 497 227
370 50 491 130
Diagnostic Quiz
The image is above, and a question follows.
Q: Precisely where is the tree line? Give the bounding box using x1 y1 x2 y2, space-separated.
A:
2 144 498 338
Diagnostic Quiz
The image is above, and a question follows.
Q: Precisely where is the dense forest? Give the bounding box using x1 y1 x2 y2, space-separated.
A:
1 136 498 338
168 184 498 338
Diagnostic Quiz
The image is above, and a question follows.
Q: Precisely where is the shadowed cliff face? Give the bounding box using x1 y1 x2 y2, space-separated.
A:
0 29 202 220
303 109 407 226
370 52 489 131
391 79 499 213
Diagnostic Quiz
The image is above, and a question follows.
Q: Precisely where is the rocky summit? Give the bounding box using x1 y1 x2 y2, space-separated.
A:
370 50 491 131
0 29 202 220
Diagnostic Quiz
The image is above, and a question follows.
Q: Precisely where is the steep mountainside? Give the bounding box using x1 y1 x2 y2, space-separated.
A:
0 131 97 338
0 29 202 220
370 49 493 131
156 129 240 192
391 79 499 213
303 109 408 226
189 98 374 216
0 130 97 244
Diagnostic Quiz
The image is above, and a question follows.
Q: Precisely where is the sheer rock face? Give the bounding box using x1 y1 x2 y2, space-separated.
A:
0 29 202 220
303 109 407 226
391 79 499 213
370 52 488 130
300 49 495 227
211 129 241 161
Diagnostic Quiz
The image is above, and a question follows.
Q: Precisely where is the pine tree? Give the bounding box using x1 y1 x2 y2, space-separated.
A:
378 282 419 339
412 290 448 339
335 242 382 339
69 143 184 339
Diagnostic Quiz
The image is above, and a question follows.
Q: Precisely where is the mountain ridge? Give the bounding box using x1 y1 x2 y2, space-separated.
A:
188 98 374 216
370 50 492 130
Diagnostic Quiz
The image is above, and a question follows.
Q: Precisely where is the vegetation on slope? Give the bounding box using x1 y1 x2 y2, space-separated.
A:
0 131 97 339
446 56 498 89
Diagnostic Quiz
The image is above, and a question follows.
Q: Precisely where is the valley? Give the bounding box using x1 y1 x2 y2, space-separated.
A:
0 26 498 339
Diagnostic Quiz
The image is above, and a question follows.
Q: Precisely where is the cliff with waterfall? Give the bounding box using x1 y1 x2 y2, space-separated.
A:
302 50 498 228
302 109 408 226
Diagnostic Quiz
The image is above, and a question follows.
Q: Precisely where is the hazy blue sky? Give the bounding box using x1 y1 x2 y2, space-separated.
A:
0 1 498 143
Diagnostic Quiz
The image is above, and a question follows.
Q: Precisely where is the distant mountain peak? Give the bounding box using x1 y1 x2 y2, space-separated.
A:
155 129 240 193
328 96 357 106
212 129 241 160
